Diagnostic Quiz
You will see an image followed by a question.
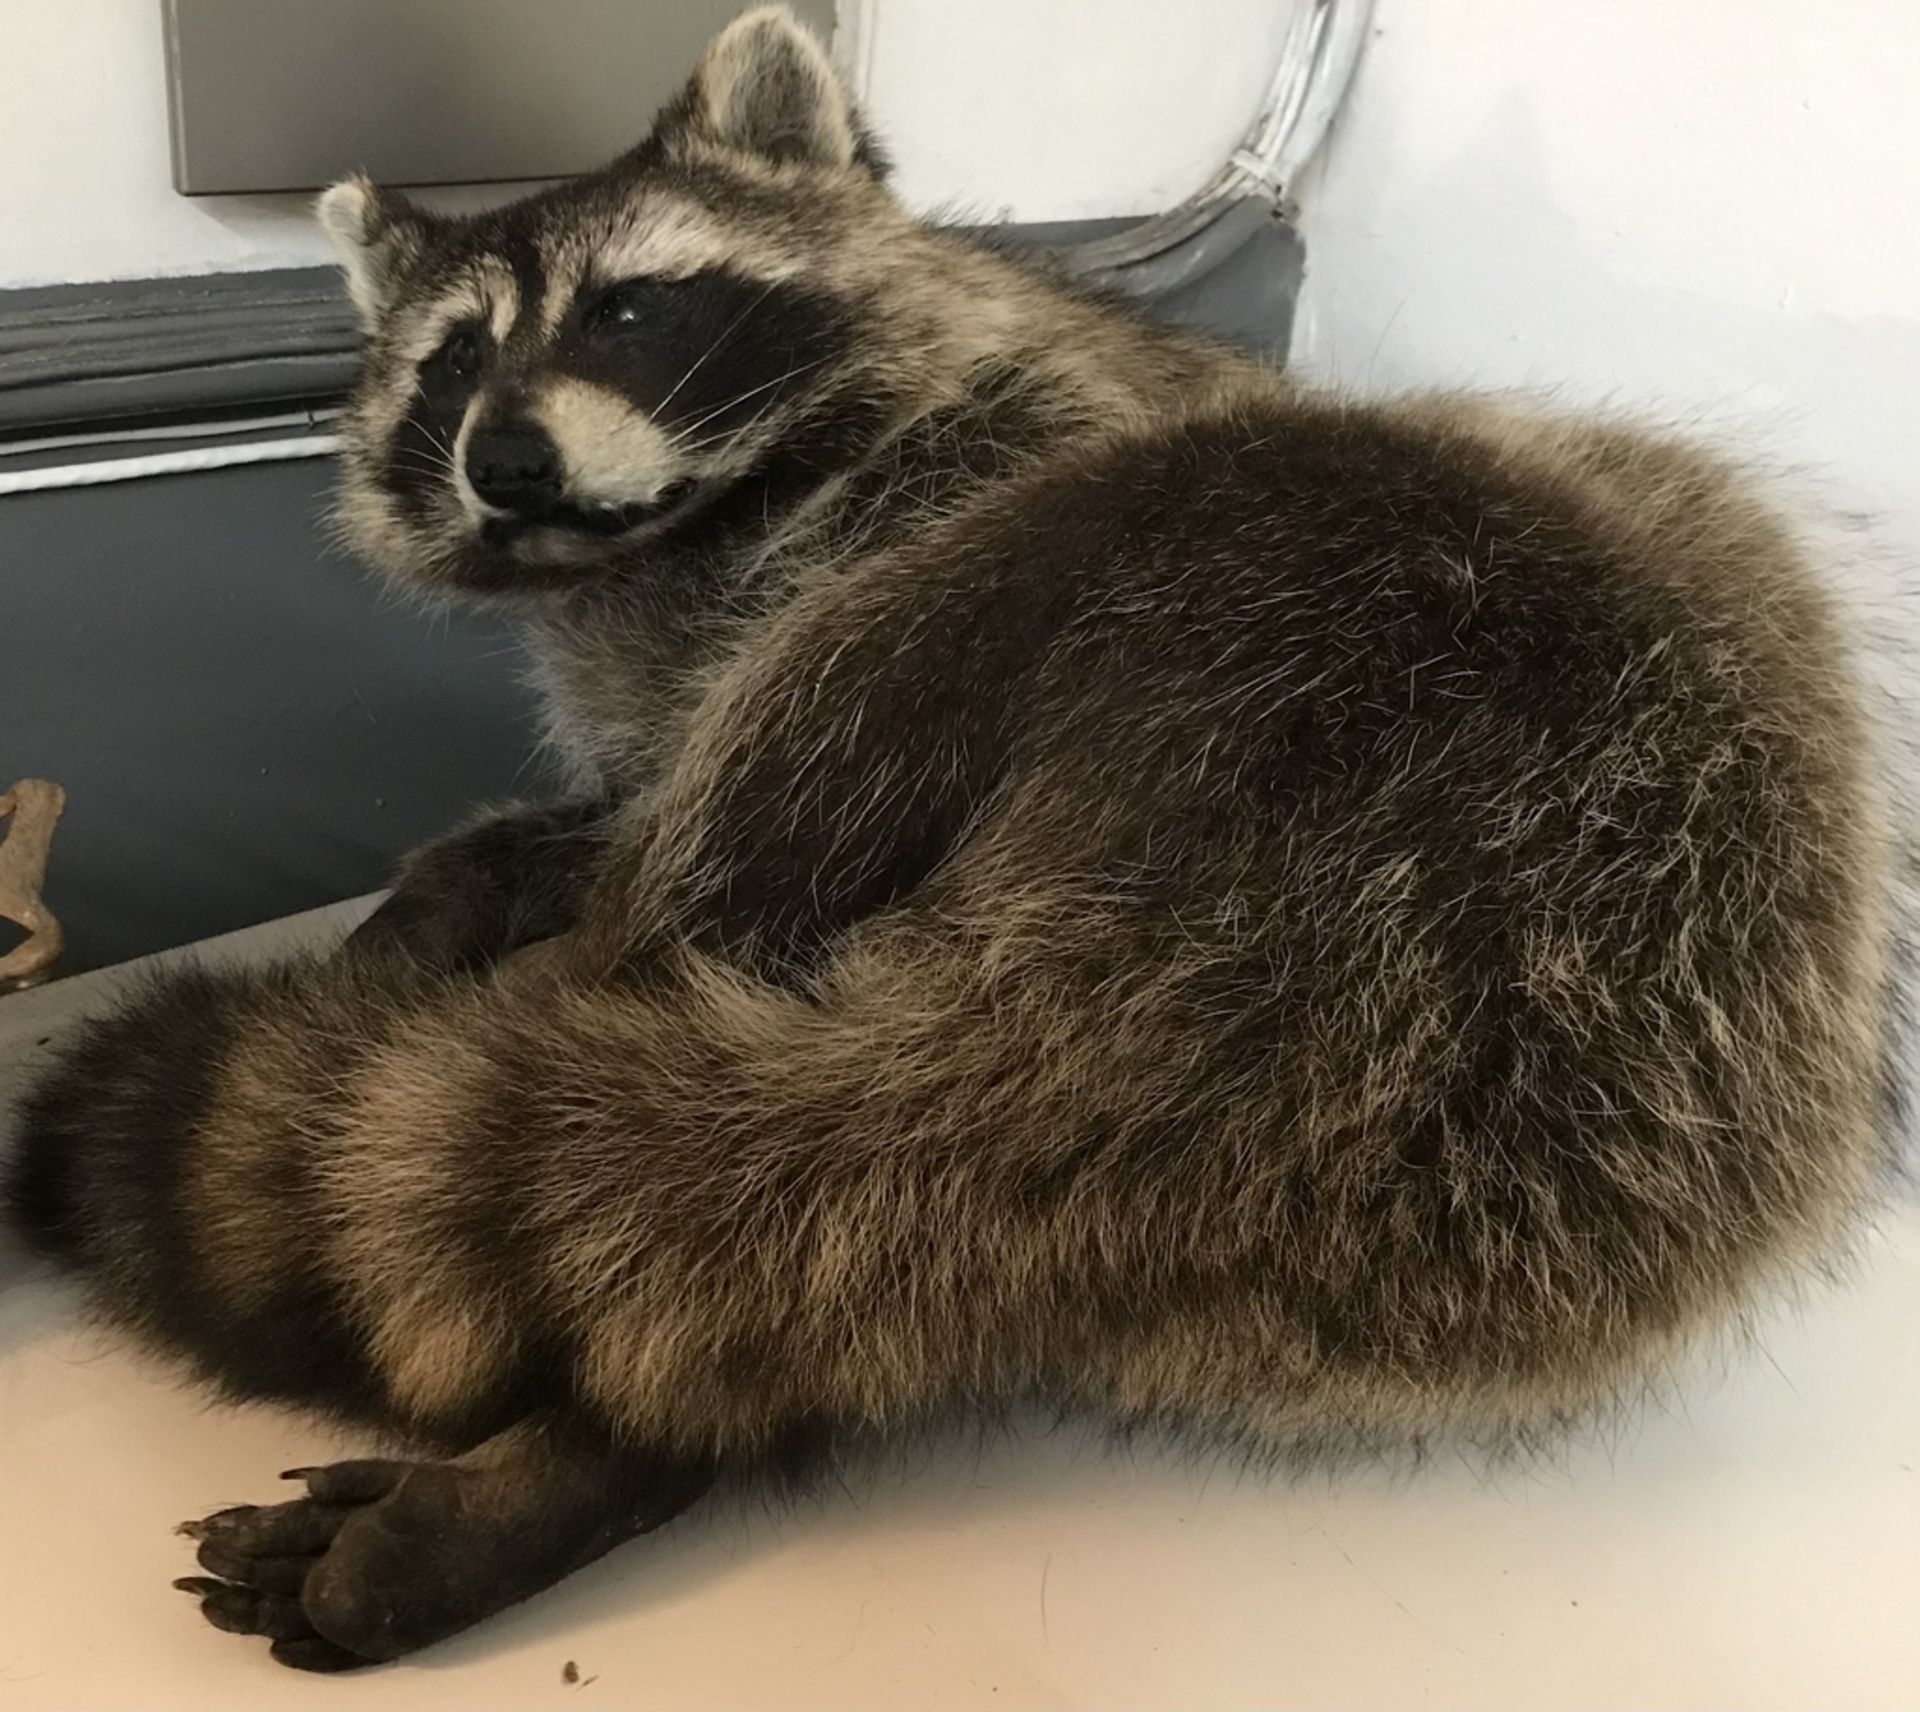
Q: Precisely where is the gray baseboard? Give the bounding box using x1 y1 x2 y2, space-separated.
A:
0 269 356 434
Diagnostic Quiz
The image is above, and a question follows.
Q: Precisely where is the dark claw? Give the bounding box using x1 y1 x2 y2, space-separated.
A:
195 1497 349 1556
298 1458 409 1506
176 1504 252 1541
279 1466 322 1482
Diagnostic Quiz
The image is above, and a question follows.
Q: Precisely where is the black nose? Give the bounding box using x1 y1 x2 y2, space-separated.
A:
466 423 563 515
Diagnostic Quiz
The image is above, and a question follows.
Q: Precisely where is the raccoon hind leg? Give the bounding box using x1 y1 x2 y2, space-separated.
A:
176 1412 714 1670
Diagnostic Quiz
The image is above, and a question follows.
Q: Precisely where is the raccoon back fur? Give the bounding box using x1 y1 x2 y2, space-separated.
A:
5 5 1901 1672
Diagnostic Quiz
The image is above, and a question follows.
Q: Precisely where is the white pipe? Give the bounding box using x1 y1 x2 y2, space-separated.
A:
0 434 341 496
835 0 882 107
0 408 342 463
1062 0 1376 275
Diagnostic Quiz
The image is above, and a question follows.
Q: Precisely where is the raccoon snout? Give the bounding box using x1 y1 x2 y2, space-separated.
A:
465 421 695 547
467 424 565 517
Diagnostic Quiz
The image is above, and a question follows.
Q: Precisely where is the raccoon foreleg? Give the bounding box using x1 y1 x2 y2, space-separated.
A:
176 1411 714 1671
345 795 616 973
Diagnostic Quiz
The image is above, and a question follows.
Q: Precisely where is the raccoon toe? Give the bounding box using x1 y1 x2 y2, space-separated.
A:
174 1466 410 1669
174 1576 316 1641
269 1636 371 1672
174 1563 376 1672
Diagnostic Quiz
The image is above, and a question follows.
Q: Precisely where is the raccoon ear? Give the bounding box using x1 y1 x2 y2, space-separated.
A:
317 177 427 328
667 5 873 173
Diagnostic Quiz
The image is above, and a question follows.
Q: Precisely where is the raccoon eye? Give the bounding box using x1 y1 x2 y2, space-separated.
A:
420 325 486 395
583 277 688 333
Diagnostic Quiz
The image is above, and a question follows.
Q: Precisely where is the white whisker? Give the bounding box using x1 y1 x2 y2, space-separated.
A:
675 355 834 447
653 277 783 416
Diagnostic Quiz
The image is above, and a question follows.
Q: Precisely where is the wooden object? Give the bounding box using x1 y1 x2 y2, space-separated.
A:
0 778 66 990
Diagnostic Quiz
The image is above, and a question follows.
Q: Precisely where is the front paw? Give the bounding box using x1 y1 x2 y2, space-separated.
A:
346 799 610 976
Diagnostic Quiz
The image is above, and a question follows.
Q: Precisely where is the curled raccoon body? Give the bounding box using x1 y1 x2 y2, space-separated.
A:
6 5 1899 1672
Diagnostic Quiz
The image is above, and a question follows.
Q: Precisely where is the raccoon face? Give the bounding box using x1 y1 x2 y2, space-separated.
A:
321 7 899 598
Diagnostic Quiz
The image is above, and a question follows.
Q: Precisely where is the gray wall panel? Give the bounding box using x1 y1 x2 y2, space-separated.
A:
2 461 541 971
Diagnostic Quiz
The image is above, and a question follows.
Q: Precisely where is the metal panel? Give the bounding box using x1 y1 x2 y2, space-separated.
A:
161 0 837 195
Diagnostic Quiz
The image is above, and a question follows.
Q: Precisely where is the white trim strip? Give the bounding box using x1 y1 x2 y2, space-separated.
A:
0 434 342 496
0 408 343 463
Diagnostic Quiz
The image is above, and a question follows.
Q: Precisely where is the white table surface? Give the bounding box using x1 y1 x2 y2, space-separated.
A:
2 902 1915 1711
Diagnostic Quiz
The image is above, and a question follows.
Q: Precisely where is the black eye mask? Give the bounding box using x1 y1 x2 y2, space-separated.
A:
558 265 850 443
420 323 489 407
378 322 494 518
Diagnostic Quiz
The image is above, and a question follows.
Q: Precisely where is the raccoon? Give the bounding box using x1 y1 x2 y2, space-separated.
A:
5 3 1900 1674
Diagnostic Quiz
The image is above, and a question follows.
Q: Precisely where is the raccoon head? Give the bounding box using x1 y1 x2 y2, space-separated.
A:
321 6 907 599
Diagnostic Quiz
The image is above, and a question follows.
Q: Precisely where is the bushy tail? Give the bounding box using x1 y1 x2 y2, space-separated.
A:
9 930 1225 1456
10 852 1891 1468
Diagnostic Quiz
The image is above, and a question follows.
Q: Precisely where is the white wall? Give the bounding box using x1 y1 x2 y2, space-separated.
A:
1291 0 1920 561
1 1 304 286
0 0 1295 289
854 0 1298 225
